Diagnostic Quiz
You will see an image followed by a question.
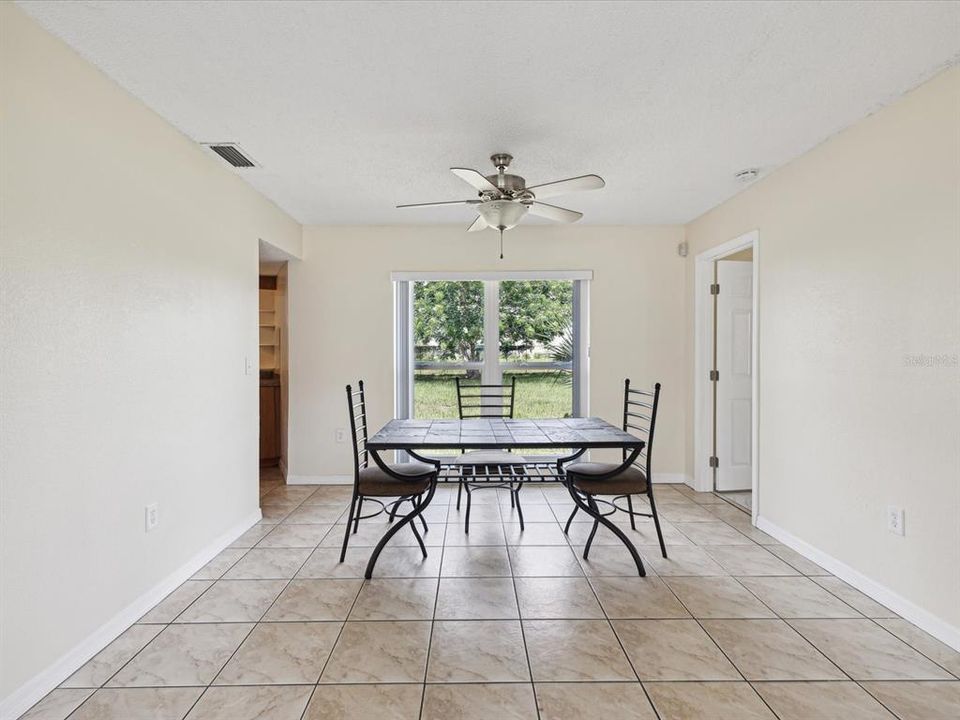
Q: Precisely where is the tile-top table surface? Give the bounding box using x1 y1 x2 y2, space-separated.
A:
366 417 645 451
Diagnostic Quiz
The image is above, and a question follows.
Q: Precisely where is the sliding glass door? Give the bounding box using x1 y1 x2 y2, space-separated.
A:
394 273 589 423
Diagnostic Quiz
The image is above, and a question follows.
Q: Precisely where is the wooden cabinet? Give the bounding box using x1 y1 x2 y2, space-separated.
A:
260 378 281 467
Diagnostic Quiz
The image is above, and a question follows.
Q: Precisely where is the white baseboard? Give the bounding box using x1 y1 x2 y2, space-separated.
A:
652 472 692 485
0 508 262 720
286 474 352 485
756 515 960 653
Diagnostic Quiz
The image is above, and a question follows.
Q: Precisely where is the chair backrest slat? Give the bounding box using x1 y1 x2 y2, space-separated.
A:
622 378 661 481
455 376 518 419
345 380 370 490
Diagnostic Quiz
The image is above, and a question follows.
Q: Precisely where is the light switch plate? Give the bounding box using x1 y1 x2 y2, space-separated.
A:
887 506 904 536
145 504 159 532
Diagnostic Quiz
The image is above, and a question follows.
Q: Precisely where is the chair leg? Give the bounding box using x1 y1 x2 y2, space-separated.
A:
340 491 359 563
388 499 399 524
365 479 438 579
626 494 637 530
513 482 525 531
648 487 668 559
509 487 515 508
353 496 363 534
464 484 472 534
409 497 427 559
563 506 578 534
583 497 600 559
568 482 645 576
417 495 429 533
456 480 463 510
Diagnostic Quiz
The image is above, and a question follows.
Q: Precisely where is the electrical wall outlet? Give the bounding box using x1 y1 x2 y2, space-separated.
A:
335 428 347 443
244 356 254 375
145 503 159 532
887 506 905 536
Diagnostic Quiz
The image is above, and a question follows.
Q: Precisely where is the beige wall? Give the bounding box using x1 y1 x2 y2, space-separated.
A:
685 67 960 632
287 225 688 480
0 4 300 703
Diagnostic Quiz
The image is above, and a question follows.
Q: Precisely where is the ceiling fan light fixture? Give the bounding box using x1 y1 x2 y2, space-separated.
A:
476 199 528 231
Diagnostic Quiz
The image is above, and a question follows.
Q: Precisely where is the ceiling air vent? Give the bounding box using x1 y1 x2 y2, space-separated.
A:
202 143 258 168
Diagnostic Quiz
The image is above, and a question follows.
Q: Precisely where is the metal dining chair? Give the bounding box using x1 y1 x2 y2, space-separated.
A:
341 381 437 570
453 376 528 532
562 380 668 562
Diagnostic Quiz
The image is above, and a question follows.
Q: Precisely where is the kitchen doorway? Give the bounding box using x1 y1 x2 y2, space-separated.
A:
258 243 292 479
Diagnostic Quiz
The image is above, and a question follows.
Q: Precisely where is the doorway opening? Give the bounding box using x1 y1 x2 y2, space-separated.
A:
713 247 754 510
258 240 294 484
694 231 759 522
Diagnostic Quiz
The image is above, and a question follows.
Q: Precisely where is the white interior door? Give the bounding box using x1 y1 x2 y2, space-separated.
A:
715 260 753 491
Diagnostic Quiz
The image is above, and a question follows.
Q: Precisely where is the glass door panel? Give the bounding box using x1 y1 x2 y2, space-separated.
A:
499 280 574 419
413 280 483 420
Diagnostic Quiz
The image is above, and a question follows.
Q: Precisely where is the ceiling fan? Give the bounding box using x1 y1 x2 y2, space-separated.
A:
397 153 605 258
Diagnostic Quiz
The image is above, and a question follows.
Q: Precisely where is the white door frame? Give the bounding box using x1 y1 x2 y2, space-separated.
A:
693 230 760 523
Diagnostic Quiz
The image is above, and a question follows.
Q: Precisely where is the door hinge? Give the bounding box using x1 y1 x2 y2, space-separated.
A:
709 370 719 382
709 456 719 468
710 283 720 295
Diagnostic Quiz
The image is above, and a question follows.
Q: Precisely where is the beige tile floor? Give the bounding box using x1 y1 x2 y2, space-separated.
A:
21 475 960 720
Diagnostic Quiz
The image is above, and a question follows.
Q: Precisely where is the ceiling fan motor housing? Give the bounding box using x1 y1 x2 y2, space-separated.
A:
482 153 528 196
483 173 527 196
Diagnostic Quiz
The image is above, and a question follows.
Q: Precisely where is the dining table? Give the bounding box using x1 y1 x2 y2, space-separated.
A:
362 416 647 578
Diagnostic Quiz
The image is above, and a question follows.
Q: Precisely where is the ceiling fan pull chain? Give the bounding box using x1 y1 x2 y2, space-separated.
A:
499 227 504 260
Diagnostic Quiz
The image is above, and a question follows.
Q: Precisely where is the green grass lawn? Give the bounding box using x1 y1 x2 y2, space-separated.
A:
413 371 572 419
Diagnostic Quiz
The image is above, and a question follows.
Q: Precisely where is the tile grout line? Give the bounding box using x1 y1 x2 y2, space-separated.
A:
296 547 368 720
865 617 960 680
57 540 262 720
792 573 960 681
186 488 337 720
417 501 449 720
58 485 324 720
584 552 665 720
653 562 787 719
28 483 960 719
504 519 542 720
725 576 869 717
676 515 924 717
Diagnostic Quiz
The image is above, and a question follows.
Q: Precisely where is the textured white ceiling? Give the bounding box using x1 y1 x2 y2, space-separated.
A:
19 0 960 225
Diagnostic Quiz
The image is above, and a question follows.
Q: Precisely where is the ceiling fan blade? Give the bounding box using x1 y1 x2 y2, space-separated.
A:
396 199 481 209
450 167 500 194
527 201 583 224
526 174 605 199
467 215 488 232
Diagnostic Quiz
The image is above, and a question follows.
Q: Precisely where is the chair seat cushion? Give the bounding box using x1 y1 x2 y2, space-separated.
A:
567 461 647 496
453 450 526 466
358 461 434 497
